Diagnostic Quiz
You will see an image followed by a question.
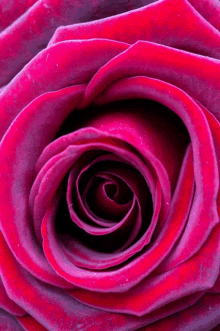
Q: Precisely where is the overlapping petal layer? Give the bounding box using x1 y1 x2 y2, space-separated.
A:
0 0 143 87
0 0 219 330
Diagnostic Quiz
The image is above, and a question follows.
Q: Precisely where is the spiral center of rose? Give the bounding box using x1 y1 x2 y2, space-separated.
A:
81 174 133 221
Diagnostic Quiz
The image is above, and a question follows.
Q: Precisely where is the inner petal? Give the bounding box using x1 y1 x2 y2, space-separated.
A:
83 175 133 223
67 154 148 245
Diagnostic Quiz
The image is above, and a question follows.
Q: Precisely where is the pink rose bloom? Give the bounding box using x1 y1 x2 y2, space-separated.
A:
0 0 220 330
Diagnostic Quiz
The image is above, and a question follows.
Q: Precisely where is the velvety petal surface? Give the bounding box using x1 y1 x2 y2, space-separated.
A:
49 0 220 60
0 0 143 87
0 0 219 330
0 309 25 331
84 40 220 121
17 315 47 331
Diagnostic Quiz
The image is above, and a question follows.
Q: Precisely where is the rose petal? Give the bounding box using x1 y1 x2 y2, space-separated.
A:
0 0 38 32
17 314 47 331
42 184 160 271
0 231 137 331
139 294 220 331
188 0 220 32
159 101 220 272
83 40 220 121
0 0 135 86
33 118 169 236
194 104 220 296
0 277 25 316
49 0 220 60
0 309 25 331
0 39 128 138
0 85 86 287
67 221 220 316
0 229 206 331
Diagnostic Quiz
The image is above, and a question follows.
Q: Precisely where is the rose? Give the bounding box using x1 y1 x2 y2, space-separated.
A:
0 0 220 330
1 0 220 330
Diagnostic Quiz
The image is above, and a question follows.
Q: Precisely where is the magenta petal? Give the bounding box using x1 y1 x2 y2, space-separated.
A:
84 40 220 121
17 314 47 331
0 85 86 287
0 0 134 87
188 0 220 32
65 220 220 316
32 128 158 238
0 277 25 317
0 229 202 331
0 309 25 331
140 294 220 331
0 225 206 330
62 189 160 271
62 154 161 269
0 39 128 139
49 0 220 60
0 0 37 32
0 231 136 331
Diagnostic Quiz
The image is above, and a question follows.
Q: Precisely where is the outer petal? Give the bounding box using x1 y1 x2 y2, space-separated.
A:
0 309 25 331
0 230 207 331
83 40 220 121
159 101 220 272
0 40 127 286
0 0 138 86
49 0 220 60
0 278 25 317
188 0 220 32
139 294 220 331
0 0 38 32
67 222 220 316
0 39 128 139
0 85 86 287
17 315 48 331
